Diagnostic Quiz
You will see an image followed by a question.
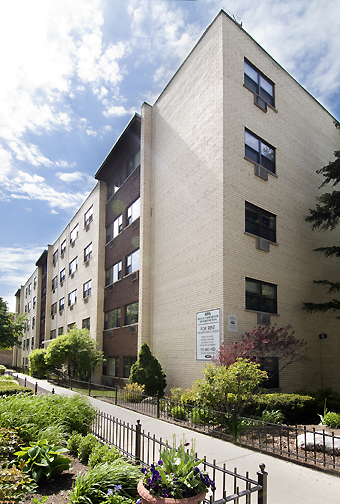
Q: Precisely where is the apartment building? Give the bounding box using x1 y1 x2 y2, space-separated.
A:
14 10 340 392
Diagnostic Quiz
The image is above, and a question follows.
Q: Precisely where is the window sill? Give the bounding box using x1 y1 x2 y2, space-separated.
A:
244 156 277 178
244 232 278 246
244 309 279 316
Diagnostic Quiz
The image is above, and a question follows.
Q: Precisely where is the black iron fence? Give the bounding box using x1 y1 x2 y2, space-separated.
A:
18 373 340 474
92 412 268 504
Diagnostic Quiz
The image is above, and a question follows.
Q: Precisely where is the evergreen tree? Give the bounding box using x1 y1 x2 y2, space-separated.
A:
129 343 166 397
304 151 340 315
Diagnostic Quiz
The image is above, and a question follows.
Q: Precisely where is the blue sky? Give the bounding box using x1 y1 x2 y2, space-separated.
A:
1 0 340 312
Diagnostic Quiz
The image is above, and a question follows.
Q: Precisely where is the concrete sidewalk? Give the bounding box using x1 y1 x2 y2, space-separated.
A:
13 374 340 504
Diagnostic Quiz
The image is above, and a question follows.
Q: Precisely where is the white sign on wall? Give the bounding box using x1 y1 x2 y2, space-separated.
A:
228 314 238 332
196 308 221 361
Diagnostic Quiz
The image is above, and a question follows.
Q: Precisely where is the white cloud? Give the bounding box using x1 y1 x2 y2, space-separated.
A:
103 105 135 117
9 141 54 167
56 171 86 183
86 129 98 137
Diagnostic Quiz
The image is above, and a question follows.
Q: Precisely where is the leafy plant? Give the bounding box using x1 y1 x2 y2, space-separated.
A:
0 427 22 461
88 443 121 468
0 365 6 375
321 412 340 428
67 432 83 456
245 392 315 423
260 409 285 424
70 460 141 504
170 405 187 420
190 408 216 426
140 439 215 498
29 348 48 377
129 343 166 397
0 460 37 502
77 434 98 464
124 383 145 403
14 439 71 483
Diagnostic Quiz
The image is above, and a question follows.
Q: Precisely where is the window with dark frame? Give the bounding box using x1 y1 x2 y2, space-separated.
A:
84 205 93 227
123 356 137 378
127 197 140 226
126 249 140 275
125 302 138 325
245 202 276 243
68 289 77 306
105 261 122 286
82 317 90 330
246 278 277 314
60 269 66 283
84 243 92 262
52 275 58 290
126 151 140 178
104 308 121 329
58 327 63 336
103 356 120 377
53 249 58 266
245 129 275 174
59 297 65 312
61 239 66 255
51 302 57 316
83 280 91 298
244 59 275 107
69 257 78 275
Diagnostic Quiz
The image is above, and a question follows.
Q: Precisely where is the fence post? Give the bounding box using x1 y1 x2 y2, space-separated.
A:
35 382 38 395
88 378 91 396
257 463 267 504
135 419 141 464
156 392 160 419
232 406 237 443
24 377 27 387
52 388 55 394
115 385 118 405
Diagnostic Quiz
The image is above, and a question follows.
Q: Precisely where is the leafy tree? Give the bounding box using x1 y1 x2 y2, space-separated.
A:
28 348 48 377
0 297 26 349
188 359 267 414
303 151 340 316
212 324 307 380
45 327 103 380
129 343 166 397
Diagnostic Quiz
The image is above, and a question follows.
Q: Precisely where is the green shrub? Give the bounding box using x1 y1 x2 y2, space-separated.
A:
245 393 315 423
123 383 145 403
28 349 48 378
0 374 17 382
88 443 121 468
170 405 187 420
296 387 340 414
170 387 185 402
190 407 216 425
0 365 6 375
320 411 340 428
129 343 166 397
70 460 141 504
260 409 285 424
14 439 71 484
77 434 98 464
0 393 97 443
0 427 22 461
0 461 37 502
67 432 83 456
0 383 33 396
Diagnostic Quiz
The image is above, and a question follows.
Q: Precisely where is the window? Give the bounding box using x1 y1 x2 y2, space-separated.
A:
70 224 79 244
27 301 31 312
32 316 35 328
107 171 123 200
60 268 66 284
245 202 276 243
25 305 27 313
245 130 275 174
244 59 275 107
25 287 28 297
31 337 34 349
127 151 140 177
260 357 279 389
53 249 58 266
50 329 56 340
83 280 91 298
34 276 37 289
33 296 36 308
84 243 92 262
68 289 77 306
127 198 140 226
246 278 277 314
105 261 123 286
51 302 57 316
106 215 123 243
27 320 30 330
58 327 63 336
103 357 120 377
59 297 65 312
125 302 138 325
28 283 32 294
84 205 93 227
126 249 140 275
68 323 75 331
123 356 137 378
82 318 90 330
61 239 66 255
52 275 58 291
23 340 25 350
69 257 78 275
104 308 121 329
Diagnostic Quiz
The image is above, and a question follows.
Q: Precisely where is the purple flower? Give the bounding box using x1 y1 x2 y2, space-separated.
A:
115 485 122 492
107 489 114 496
158 460 163 465
184 442 190 446
136 500 141 504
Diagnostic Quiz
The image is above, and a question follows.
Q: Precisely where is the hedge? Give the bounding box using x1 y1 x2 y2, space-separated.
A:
244 393 315 423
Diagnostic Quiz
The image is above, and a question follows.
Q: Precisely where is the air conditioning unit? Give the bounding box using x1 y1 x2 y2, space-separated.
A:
52 288 55 294
85 224 90 232
254 163 268 181
131 271 139 281
59 311 63 316
52 315 54 320
71 273 74 279
61 252 64 259
85 260 89 267
60 282 64 287
109 284 114 292
89 214 93 223
71 241 75 248
107 330 113 337
84 297 88 304
130 325 137 333
131 220 138 230
70 305 73 311
254 94 267 112
110 239 115 247
256 237 270 252
257 313 271 325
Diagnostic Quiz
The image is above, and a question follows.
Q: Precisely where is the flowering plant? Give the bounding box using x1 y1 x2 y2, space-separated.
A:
105 485 141 504
140 441 215 499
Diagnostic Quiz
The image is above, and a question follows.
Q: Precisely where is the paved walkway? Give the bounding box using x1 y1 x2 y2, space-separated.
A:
12 374 340 503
